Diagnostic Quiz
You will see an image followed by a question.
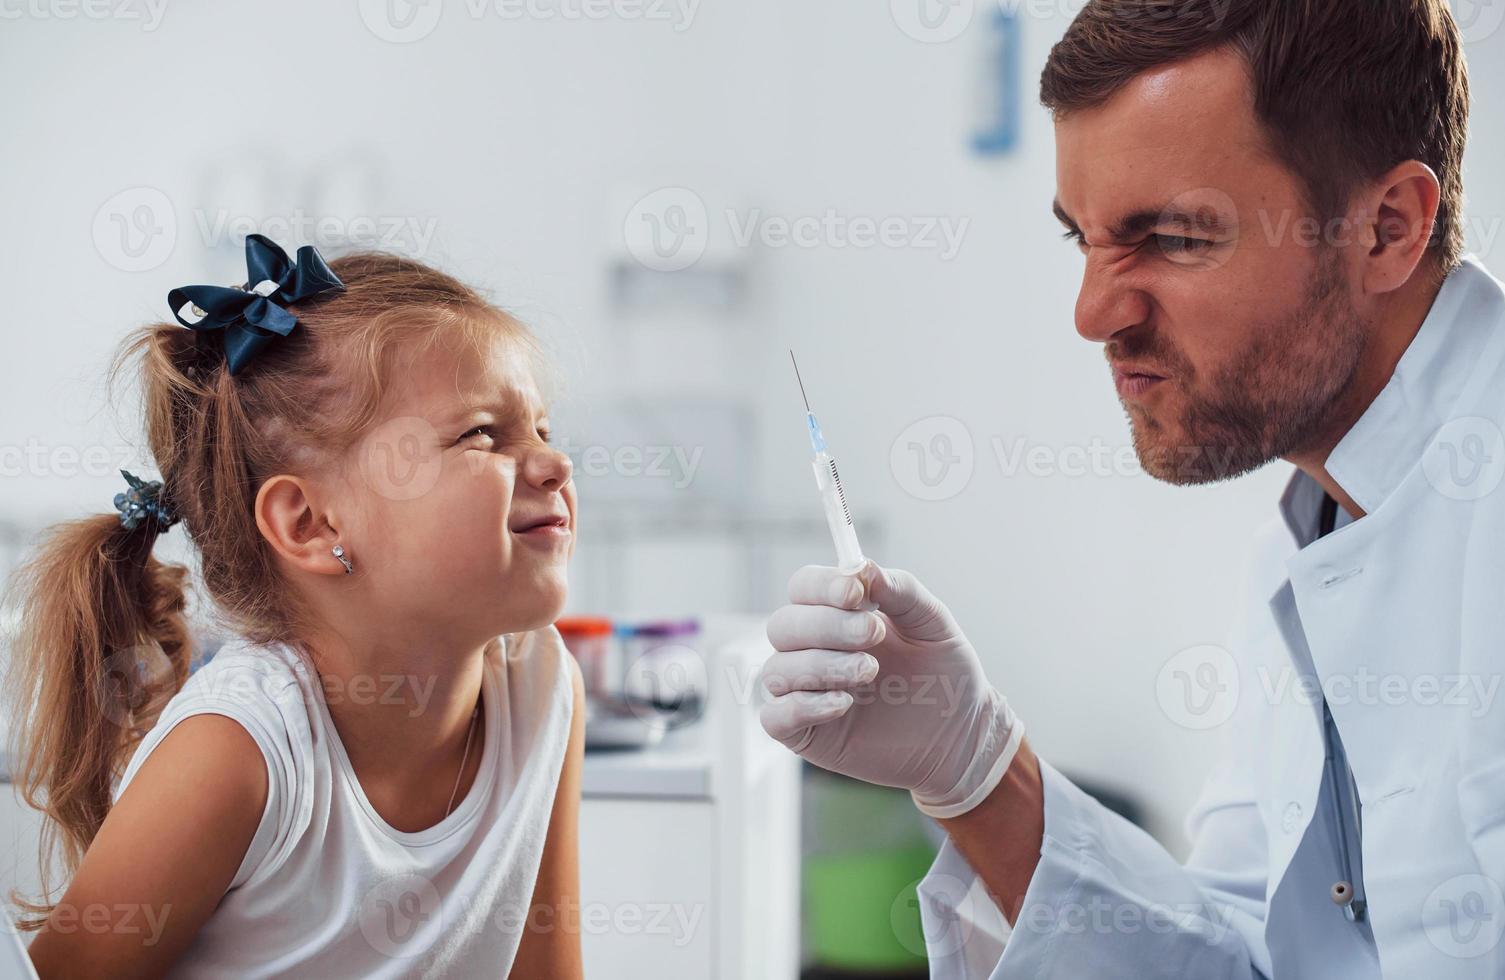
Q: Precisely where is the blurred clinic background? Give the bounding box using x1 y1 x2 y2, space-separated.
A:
3 2 1505 977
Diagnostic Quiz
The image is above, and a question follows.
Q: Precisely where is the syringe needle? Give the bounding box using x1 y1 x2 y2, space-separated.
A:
788 350 865 571
790 350 811 412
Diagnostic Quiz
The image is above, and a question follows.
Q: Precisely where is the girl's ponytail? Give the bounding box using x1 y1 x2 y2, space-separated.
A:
4 505 192 928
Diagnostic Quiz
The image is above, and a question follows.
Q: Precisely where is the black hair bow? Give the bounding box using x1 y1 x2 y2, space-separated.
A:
167 234 344 376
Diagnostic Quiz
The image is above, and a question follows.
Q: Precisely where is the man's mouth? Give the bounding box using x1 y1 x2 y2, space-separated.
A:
1112 364 1168 400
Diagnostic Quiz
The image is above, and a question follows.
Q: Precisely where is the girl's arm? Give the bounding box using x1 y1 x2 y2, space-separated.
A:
510 657 585 979
26 714 268 980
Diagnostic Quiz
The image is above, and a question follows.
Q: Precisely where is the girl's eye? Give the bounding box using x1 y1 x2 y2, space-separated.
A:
459 425 552 445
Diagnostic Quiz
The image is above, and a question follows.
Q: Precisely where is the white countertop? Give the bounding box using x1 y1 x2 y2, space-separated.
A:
582 721 715 799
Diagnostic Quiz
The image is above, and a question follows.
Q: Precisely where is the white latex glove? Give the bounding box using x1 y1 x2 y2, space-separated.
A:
760 560 1023 819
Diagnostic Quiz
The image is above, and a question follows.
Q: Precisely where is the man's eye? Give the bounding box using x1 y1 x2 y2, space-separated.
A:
1155 234 1213 256
537 429 552 444
1061 229 1087 250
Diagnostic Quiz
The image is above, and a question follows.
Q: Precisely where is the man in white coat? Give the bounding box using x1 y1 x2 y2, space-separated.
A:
760 0 1505 975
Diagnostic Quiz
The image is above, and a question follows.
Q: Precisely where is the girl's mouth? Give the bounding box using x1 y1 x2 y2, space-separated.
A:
511 514 572 542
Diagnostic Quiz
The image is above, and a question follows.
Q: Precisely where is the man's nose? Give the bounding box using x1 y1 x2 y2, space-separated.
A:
1075 250 1152 345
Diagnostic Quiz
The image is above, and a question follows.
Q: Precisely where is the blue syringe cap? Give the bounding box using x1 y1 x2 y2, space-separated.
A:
806 412 827 454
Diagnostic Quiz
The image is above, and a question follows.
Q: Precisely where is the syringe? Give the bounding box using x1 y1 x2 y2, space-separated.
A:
790 351 867 572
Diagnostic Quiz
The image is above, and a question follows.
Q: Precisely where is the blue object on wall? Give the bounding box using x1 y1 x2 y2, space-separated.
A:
972 7 1022 156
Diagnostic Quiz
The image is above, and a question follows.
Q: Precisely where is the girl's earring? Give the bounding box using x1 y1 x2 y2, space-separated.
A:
332 544 354 575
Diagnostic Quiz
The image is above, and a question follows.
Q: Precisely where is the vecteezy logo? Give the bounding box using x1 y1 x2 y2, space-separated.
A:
1155 187 1238 271
1424 874 1505 958
622 643 708 726
1452 0 1505 44
623 187 709 272
358 415 445 502
1423 417 1505 502
359 872 443 958
95 642 175 729
890 416 974 501
1156 644 1239 730
358 0 443 43
889 0 975 43
93 187 176 272
895 872 974 958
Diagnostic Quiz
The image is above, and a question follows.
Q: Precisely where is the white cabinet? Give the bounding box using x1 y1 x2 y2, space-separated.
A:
578 616 802 980
579 798 716 976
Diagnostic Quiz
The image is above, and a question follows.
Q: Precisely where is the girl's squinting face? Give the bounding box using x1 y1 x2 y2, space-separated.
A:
354 334 576 643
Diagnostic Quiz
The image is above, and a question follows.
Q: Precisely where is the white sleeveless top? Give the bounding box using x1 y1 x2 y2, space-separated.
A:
114 627 574 979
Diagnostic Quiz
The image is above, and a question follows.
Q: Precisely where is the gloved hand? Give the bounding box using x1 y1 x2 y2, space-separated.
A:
760 560 1024 818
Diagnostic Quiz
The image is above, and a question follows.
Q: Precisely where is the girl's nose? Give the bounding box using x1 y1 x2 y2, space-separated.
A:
523 444 574 491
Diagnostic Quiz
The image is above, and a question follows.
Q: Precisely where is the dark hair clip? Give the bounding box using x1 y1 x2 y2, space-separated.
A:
114 469 179 533
167 234 345 376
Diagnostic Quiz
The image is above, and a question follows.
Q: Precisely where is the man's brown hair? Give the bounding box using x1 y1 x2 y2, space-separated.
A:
1040 0 1471 278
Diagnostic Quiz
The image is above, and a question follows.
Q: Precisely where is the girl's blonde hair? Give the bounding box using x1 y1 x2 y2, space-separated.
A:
4 249 533 926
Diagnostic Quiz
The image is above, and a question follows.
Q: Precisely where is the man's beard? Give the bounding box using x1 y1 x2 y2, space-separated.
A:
1116 249 1368 486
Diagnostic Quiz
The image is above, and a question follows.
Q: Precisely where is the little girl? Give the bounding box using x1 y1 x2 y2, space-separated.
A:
5 236 585 978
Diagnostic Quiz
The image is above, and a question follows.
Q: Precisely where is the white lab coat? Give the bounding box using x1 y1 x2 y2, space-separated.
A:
918 255 1505 978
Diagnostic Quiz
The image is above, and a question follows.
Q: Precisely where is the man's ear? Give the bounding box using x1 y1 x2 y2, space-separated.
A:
255 474 345 576
1357 160 1443 294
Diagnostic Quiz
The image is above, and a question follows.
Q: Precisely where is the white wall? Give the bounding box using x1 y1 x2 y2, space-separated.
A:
3 0 1503 852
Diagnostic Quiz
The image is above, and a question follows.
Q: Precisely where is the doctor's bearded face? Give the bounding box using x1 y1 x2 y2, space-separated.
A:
1053 46 1368 486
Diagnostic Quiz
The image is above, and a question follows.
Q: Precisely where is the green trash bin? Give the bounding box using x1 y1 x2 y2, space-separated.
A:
803 769 936 974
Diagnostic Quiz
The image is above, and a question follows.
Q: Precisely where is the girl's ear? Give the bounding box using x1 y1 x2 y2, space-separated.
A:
255 475 345 576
